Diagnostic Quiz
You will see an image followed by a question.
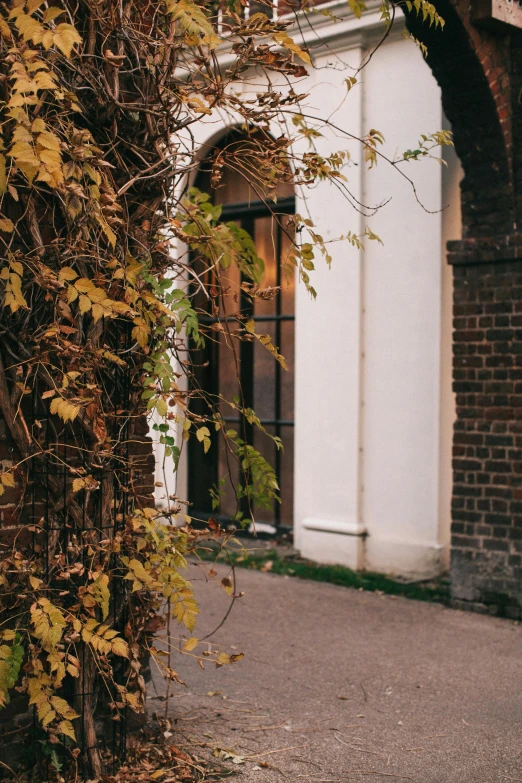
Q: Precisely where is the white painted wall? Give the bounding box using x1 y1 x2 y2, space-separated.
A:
161 3 461 577
360 37 446 577
293 45 366 568
295 27 460 578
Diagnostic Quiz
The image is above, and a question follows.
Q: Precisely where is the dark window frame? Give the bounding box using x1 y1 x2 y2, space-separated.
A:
188 195 296 530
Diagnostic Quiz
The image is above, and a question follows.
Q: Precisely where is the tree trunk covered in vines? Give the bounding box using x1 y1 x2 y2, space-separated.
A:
0 0 448 775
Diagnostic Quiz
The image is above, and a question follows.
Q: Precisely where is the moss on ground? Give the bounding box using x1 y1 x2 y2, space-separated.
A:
196 545 451 605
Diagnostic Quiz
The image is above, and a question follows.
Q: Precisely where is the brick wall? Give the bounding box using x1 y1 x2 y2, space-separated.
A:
449 241 522 616
406 0 522 613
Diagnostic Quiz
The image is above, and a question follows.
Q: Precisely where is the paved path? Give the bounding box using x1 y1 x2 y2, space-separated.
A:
151 563 522 783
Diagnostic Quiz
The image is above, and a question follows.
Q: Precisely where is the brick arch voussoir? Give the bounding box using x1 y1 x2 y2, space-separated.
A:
405 0 513 238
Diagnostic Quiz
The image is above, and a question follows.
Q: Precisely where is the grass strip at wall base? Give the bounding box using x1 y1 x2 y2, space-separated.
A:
196 545 451 605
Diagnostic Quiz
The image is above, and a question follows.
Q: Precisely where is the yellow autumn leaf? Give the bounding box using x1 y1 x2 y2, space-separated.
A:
52 23 82 58
5 272 28 312
83 163 101 185
0 16 12 40
0 472 15 487
196 426 211 453
94 214 117 247
74 278 95 293
9 272 24 293
15 14 45 45
43 6 65 23
50 695 80 720
111 636 129 658
40 28 54 49
122 690 142 711
63 401 80 422
0 217 14 232
31 598 66 651
66 193 82 220
67 285 78 303
26 0 46 13
59 719 76 741
88 574 110 620
88 286 106 303
273 31 311 64
0 154 7 195
78 294 91 314
81 619 99 643
72 477 85 493
183 637 198 652
172 592 199 632
31 118 46 133
91 302 106 322
58 266 78 282
165 0 220 49
49 396 80 423
33 69 58 90
132 320 150 348
37 130 61 151
41 707 57 727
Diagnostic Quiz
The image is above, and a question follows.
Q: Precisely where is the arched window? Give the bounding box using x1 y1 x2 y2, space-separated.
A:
188 131 295 531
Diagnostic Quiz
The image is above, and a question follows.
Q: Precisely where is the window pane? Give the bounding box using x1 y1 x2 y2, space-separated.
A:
218 330 240 417
218 233 241 318
280 320 294 421
279 424 294 528
253 321 276 420
280 226 295 315
253 215 277 315
252 424 276 523
195 132 295 206
218 437 240 521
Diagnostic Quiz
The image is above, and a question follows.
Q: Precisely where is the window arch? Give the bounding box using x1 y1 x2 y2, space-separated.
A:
188 130 296 531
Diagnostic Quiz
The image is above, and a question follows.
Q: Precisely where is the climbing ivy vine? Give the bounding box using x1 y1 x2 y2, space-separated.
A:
0 0 449 776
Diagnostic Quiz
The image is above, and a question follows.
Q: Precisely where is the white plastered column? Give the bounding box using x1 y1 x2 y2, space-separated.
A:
293 45 367 568
360 37 450 578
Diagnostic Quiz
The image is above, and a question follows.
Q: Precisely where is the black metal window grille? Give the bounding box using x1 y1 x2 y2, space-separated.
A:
189 196 296 531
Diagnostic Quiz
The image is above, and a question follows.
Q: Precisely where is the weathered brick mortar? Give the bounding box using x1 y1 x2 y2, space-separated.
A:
450 256 522 617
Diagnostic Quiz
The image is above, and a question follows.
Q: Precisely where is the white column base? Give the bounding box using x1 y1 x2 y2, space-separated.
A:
298 517 366 570
297 520 448 580
365 536 448 580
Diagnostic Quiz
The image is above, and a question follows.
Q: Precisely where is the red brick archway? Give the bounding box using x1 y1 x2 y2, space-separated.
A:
406 0 513 236
407 3 522 615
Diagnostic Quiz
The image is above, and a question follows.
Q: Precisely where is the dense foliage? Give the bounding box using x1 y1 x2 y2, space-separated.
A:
0 0 449 776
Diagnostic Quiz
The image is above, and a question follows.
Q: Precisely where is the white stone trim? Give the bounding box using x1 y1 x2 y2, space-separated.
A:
299 525 366 570
302 517 366 537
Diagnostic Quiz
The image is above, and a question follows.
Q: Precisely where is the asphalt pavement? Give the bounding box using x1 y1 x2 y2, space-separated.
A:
150 561 522 783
